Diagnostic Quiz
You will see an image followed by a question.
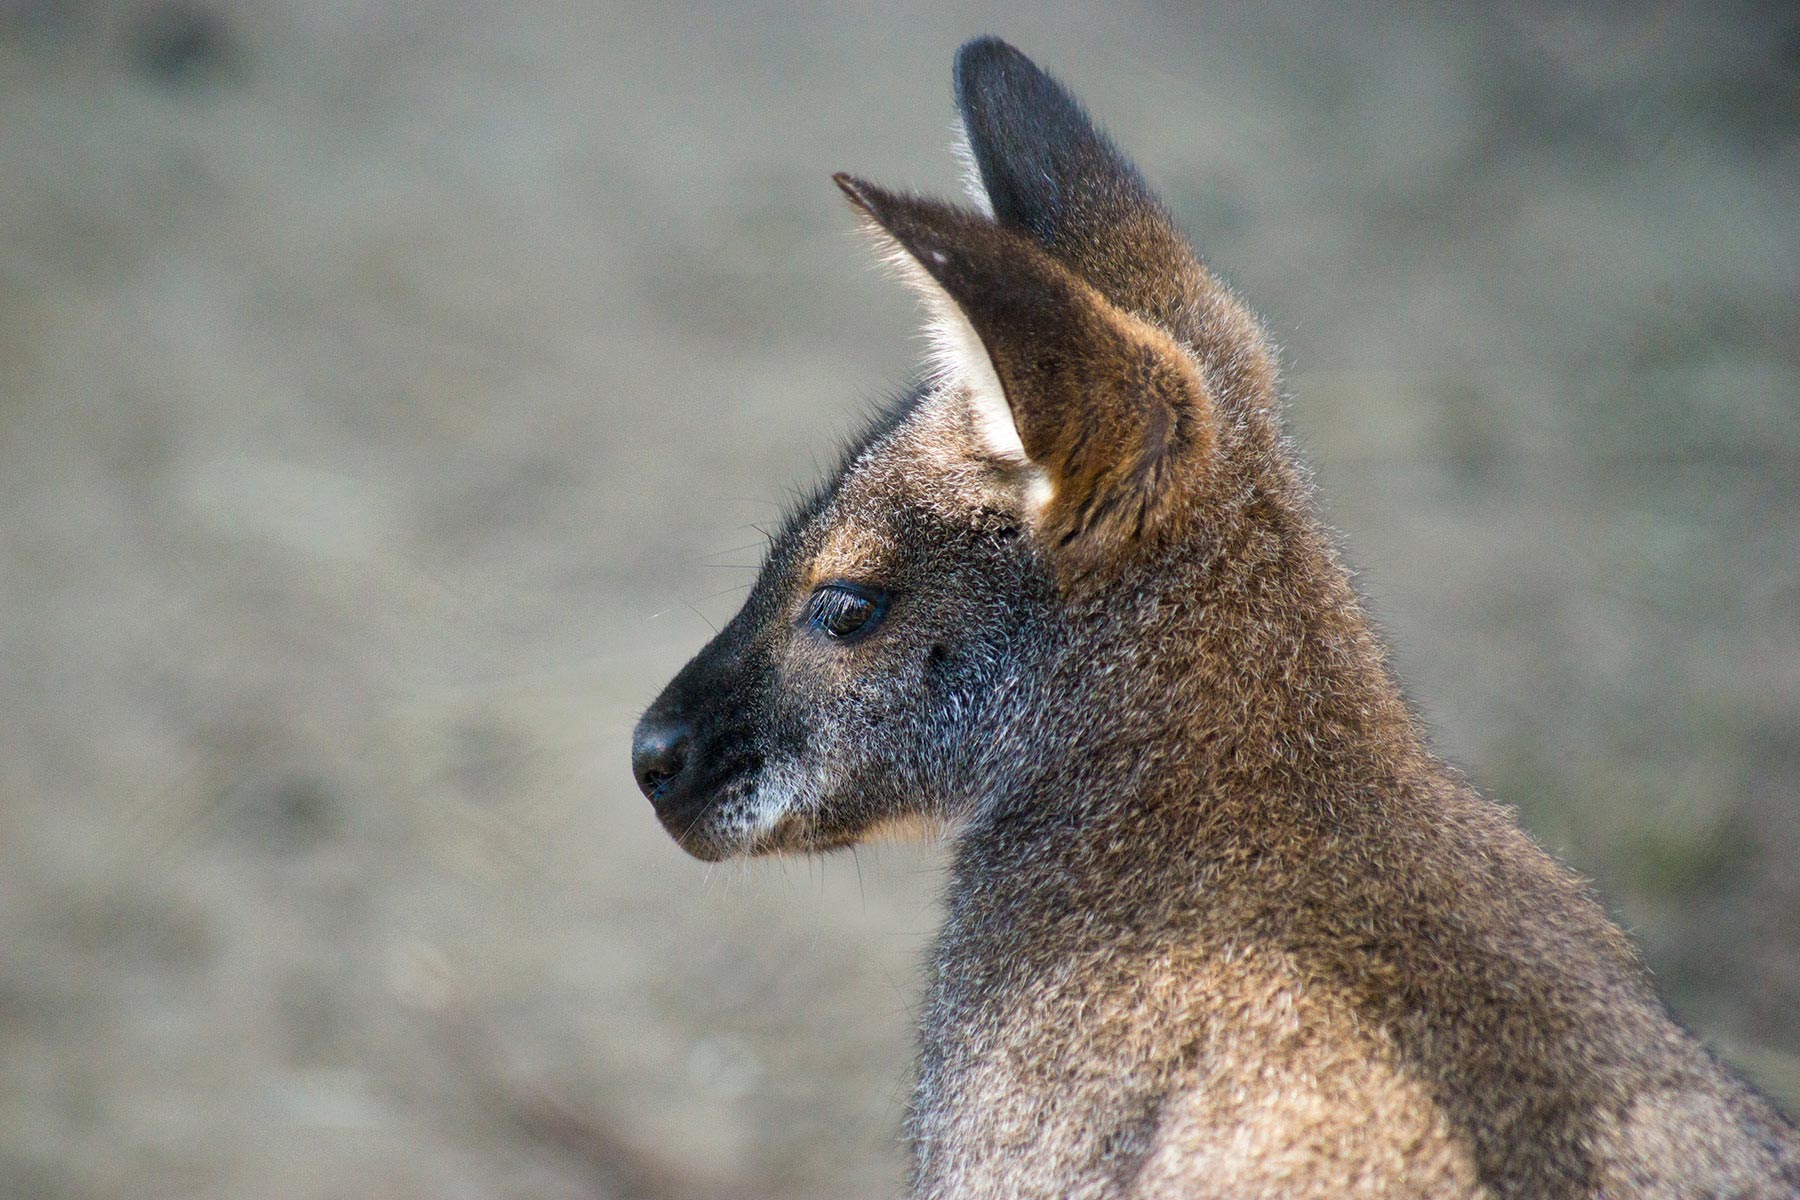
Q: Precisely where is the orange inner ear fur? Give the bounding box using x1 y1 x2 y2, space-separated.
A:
997 304 1214 572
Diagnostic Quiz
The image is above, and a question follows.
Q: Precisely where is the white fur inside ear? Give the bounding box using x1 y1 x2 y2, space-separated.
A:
949 119 996 219
863 223 1053 514
924 294 1054 514
927 295 1023 463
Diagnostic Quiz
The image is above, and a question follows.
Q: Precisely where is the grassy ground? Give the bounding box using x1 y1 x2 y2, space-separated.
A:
2 2 1796 1196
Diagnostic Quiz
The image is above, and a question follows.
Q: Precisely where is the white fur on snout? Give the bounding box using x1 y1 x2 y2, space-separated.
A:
747 759 806 840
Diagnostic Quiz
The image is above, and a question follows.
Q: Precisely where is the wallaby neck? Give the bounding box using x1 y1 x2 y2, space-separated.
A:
970 486 1434 846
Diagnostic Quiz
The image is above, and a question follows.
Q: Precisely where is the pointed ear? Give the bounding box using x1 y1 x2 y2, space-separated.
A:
836 174 1216 575
953 39 1278 426
953 37 1201 331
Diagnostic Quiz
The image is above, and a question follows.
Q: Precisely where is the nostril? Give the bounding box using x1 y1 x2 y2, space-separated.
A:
632 722 692 802
644 745 686 792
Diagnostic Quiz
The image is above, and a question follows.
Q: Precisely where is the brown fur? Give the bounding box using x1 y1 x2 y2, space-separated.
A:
632 37 1800 1198
838 174 1217 580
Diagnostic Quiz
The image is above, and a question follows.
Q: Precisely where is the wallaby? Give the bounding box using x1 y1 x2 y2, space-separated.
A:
630 36 1800 1200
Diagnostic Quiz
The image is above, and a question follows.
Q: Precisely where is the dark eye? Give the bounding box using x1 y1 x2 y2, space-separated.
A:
806 583 887 641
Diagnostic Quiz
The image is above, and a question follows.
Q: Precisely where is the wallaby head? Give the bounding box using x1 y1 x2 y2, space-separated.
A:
631 36 1356 862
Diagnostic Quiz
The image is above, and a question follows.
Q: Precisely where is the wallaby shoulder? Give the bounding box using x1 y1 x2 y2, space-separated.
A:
916 762 1796 1198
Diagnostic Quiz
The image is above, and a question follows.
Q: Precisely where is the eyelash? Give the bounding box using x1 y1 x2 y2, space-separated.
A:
805 584 888 641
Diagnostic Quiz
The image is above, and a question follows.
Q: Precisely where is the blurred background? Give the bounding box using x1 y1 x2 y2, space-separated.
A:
1 1 1796 1196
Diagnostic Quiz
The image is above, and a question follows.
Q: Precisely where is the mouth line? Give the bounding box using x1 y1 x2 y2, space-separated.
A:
655 747 761 811
662 786 729 840
660 769 758 850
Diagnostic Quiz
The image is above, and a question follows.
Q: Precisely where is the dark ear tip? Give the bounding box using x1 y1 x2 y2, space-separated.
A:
954 35 1030 96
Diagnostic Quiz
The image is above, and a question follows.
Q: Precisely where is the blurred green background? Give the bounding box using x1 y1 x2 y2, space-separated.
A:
1 2 1795 1197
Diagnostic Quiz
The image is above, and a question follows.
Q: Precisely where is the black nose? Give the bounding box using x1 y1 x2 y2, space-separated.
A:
631 719 693 804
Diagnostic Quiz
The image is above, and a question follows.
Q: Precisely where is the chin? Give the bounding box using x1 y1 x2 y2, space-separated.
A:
660 789 813 861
